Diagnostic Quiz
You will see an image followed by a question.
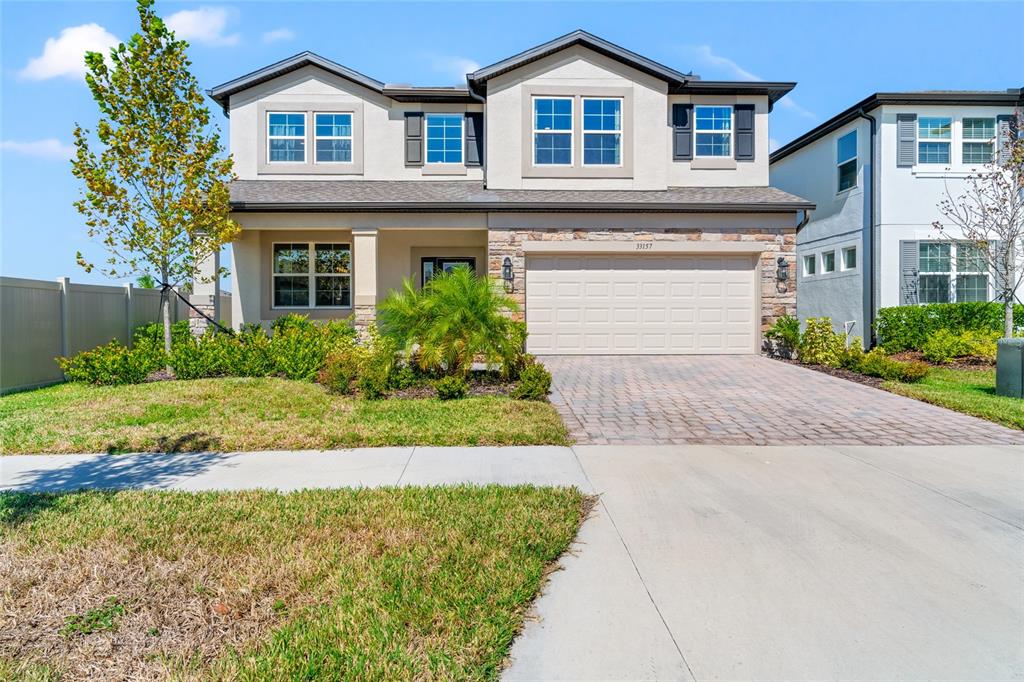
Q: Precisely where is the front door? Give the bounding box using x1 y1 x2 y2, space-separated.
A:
421 257 476 284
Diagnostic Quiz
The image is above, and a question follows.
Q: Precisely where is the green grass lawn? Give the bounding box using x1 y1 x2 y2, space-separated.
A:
884 366 1024 430
0 378 570 454
0 486 588 681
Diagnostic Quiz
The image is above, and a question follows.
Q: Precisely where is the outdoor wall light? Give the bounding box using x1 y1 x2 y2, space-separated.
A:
776 256 790 282
502 257 515 292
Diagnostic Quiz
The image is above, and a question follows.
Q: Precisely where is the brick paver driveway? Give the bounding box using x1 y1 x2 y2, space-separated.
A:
544 355 1024 446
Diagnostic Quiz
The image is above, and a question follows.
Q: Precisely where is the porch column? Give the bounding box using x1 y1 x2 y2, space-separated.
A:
189 246 220 337
352 227 378 334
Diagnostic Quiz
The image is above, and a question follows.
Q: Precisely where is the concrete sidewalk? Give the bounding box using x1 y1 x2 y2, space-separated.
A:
3 444 1023 680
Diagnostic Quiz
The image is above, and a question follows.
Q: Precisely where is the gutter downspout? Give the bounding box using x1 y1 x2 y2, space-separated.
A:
466 76 488 189
856 108 877 347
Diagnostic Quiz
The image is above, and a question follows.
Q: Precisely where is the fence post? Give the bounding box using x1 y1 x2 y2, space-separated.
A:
125 282 134 348
58 277 71 360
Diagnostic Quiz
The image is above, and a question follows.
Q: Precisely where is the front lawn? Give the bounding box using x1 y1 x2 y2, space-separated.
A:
884 366 1024 430
0 486 588 680
0 378 570 454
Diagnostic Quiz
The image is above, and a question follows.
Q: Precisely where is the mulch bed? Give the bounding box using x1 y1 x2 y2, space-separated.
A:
890 351 995 370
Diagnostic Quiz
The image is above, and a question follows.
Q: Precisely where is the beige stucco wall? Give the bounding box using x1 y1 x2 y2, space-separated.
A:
377 229 487 297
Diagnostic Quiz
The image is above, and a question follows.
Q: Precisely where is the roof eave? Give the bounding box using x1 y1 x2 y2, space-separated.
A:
230 200 814 214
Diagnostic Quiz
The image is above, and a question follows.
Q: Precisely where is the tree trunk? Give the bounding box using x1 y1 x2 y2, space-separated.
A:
161 266 172 369
1006 298 1015 339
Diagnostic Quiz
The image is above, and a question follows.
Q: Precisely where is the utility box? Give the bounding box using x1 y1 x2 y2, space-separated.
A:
996 339 1024 398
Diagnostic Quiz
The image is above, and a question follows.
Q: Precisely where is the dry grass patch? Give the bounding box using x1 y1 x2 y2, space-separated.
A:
1 487 589 680
0 378 570 454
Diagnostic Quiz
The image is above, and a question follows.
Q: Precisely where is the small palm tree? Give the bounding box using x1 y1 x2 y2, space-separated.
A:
378 267 523 376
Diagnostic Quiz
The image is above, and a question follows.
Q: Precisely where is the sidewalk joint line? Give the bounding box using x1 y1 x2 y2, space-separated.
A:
397 446 416 486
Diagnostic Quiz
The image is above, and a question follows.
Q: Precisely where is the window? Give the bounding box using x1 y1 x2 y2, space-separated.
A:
918 242 988 304
421 257 476 284
534 98 573 165
836 130 857 192
426 113 463 164
314 113 352 163
803 254 816 276
272 243 351 308
842 246 857 271
582 98 621 165
821 251 836 274
268 112 305 162
962 117 995 165
695 105 732 157
918 117 951 164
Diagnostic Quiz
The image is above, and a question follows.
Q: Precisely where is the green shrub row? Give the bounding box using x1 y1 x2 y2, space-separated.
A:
875 302 1023 353
921 329 999 364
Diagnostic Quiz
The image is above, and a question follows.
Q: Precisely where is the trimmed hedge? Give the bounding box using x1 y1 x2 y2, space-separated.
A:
875 303 1023 353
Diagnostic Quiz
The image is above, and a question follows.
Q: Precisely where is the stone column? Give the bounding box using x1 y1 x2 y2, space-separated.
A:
189 247 220 337
352 227 378 336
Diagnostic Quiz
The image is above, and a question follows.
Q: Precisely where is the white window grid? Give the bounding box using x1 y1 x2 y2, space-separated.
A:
313 113 353 164
271 242 352 309
694 105 733 158
267 112 306 163
581 97 622 167
533 97 574 166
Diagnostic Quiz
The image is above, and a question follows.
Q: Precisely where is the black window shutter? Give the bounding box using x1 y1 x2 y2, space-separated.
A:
672 103 693 161
897 114 917 167
996 114 1017 166
899 240 919 305
405 112 424 167
734 104 755 161
464 112 483 167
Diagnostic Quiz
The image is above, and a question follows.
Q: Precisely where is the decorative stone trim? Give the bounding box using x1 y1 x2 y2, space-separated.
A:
188 294 216 337
354 303 376 339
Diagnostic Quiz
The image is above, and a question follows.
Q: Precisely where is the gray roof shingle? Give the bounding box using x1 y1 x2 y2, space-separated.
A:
230 180 814 213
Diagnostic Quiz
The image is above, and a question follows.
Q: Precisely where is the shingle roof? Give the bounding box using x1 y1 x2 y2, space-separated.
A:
230 180 814 213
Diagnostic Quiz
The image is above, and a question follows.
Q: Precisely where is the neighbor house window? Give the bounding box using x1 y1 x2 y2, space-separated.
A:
836 130 857 191
918 117 951 164
918 242 988 303
426 113 463 164
694 105 732 157
582 98 622 165
272 242 351 308
267 112 305 162
803 254 816 276
314 113 352 163
821 251 836 273
962 117 995 165
842 246 857 271
534 97 573 165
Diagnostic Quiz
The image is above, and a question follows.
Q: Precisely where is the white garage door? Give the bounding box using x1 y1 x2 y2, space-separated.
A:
525 253 757 355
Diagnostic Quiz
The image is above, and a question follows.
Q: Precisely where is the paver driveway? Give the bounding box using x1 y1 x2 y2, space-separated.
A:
544 355 1024 445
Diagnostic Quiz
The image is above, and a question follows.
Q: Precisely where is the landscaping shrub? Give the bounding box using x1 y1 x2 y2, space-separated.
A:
355 326 397 399
433 375 468 400
875 302 1024 353
388 364 421 390
269 317 356 381
858 348 928 383
838 337 866 371
133 319 191 348
888 360 930 383
859 348 894 378
764 315 801 358
921 329 964 364
58 339 161 385
798 317 845 367
511 363 553 401
961 329 999 361
318 338 366 395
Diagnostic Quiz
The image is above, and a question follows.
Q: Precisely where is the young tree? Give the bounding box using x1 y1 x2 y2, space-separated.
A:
72 0 238 356
933 111 1023 338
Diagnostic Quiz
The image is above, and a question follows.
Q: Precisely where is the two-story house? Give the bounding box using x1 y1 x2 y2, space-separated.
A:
770 90 1022 344
207 30 813 355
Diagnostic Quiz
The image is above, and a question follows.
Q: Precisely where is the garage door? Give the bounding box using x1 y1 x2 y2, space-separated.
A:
525 253 757 355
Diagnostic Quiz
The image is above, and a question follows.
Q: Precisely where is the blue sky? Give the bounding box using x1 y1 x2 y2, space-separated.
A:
2 1 1021 286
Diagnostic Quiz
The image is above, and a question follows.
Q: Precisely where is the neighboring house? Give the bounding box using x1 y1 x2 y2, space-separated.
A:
207 30 813 355
770 90 1023 344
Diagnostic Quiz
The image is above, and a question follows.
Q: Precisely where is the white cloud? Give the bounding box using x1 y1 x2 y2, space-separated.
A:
166 7 240 47
262 28 295 44
428 55 480 84
683 45 816 119
1 138 75 161
19 23 119 81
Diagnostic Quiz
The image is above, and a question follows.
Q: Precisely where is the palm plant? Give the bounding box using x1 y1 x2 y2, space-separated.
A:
378 267 524 377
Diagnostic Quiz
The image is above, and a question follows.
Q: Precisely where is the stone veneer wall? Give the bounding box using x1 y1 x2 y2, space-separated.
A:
487 227 797 331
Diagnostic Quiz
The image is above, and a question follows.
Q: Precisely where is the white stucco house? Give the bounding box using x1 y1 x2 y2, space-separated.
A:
770 90 1023 344
204 30 814 355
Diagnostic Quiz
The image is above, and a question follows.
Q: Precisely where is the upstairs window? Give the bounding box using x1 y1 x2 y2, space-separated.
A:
534 98 573 165
582 98 622 166
426 113 463 164
314 113 352 163
268 112 305 163
836 130 857 192
272 242 351 308
694 106 732 157
917 117 951 164
962 117 995 165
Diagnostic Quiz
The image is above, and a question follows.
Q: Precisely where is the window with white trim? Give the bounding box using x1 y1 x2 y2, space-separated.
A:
918 242 988 303
426 113 463 164
803 254 816 276
272 242 351 308
917 117 951 164
582 98 621 165
694 105 732 157
821 251 836 274
842 246 857 271
836 130 857 192
962 117 995 165
534 97 573 165
314 113 352 163
267 112 305 163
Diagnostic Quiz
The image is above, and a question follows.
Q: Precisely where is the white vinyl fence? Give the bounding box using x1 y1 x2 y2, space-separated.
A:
0 277 231 394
